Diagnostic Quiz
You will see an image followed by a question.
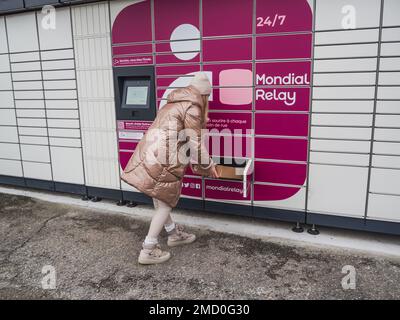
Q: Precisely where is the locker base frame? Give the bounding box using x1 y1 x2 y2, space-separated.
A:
307 213 400 236
1 175 399 236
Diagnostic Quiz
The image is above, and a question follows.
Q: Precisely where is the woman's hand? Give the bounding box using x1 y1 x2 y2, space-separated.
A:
209 165 220 179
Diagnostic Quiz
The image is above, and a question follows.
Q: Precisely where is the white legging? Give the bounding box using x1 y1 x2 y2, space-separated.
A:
146 198 173 239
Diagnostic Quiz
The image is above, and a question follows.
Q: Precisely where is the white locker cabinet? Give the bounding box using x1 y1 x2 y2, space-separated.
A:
44 80 77 90
379 73 400 86
374 129 400 142
50 146 84 184
378 87 400 100
46 109 79 119
17 118 46 127
14 90 43 100
48 128 81 138
19 136 49 145
313 87 375 100
308 164 369 217
0 126 18 143
47 119 80 128
45 100 78 109
18 126 47 136
11 61 41 72
16 109 46 118
41 59 75 71
380 43 400 57
375 115 400 128
44 90 77 100
49 137 81 148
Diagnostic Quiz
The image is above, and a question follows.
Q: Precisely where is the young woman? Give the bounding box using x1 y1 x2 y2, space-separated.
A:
121 73 219 265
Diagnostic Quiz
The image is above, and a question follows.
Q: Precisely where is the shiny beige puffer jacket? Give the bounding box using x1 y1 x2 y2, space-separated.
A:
121 86 213 208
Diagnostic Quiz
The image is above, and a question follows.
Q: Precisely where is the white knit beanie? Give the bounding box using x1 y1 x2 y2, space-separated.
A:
190 72 212 95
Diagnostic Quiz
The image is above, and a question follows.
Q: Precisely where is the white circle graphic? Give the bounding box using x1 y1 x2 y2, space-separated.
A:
170 24 200 61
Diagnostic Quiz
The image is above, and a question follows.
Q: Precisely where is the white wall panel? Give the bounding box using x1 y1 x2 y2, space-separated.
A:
16 109 46 118
308 164 368 217
315 29 379 45
17 118 46 127
311 127 372 140
315 0 381 30
6 12 39 53
310 139 371 153
9 52 39 63
50 146 84 184
0 73 12 90
0 54 10 72
373 142 400 155
37 8 73 50
312 114 373 127
49 137 81 148
314 72 376 86
368 194 400 222
14 90 43 100
0 17 8 54
41 59 75 70
42 70 76 80
370 168 400 194
12 71 42 81
0 109 16 126
0 126 18 143
380 58 400 71
314 44 378 59
383 0 400 27
379 73 400 86
13 81 43 90
313 87 375 100
73 2 119 189
15 100 45 109
382 28 400 42
19 136 49 145
0 91 14 108
374 129 400 141
0 142 20 160
0 159 22 177
21 144 50 162
310 152 370 166
22 161 52 180
314 58 377 72
377 87 400 100
45 100 78 109
11 61 41 72
18 127 47 136
372 155 400 169
41 49 74 61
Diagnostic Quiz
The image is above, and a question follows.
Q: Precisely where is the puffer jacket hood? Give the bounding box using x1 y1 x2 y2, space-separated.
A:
121 85 213 208
167 85 204 109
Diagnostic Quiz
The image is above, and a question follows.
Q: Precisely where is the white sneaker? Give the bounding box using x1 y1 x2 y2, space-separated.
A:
167 224 196 247
138 244 171 265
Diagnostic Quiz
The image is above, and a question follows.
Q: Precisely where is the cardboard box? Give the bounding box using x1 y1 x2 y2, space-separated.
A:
216 164 245 181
